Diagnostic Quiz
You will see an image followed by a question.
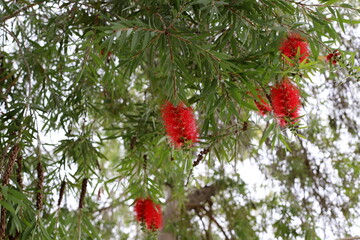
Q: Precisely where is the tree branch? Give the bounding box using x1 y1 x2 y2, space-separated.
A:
0 1 46 23
159 184 220 240
201 205 230 240
336 237 360 240
195 209 209 240
186 185 218 210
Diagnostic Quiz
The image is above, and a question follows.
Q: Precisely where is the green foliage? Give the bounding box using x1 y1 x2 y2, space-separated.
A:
0 0 360 239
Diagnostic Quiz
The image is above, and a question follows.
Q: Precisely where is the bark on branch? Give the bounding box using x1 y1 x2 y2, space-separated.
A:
159 184 220 240
0 145 20 240
186 185 218 210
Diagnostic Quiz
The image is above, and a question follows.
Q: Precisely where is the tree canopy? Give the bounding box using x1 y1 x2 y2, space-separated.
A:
1 0 360 239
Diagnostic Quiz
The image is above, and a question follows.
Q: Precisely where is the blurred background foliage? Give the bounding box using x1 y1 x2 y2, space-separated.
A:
0 0 360 239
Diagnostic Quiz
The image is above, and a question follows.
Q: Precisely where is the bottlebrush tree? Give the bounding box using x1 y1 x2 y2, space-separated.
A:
0 1 360 240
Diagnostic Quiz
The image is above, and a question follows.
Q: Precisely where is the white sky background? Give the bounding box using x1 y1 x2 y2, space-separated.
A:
1 1 360 239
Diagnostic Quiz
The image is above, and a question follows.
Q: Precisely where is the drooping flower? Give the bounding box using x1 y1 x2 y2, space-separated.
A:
161 101 198 147
143 199 162 230
270 79 301 126
279 33 309 64
134 198 163 231
253 90 272 116
134 198 146 222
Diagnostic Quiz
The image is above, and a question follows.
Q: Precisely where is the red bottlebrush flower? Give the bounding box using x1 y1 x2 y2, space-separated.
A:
143 199 162 230
270 79 301 126
134 198 163 231
161 101 199 147
279 33 309 64
134 198 146 222
253 90 272 116
326 50 340 65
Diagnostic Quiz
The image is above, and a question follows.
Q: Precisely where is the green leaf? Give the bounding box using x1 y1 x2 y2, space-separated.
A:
0 0 12 14
335 9 345 33
278 134 292 152
21 220 36 240
227 87 258 111
296 133 307 139
39 221 52 240
324 0 340 4
0 200 16 215
339 3 353 8
260 122 275 146
131 32 140 52
1 186 8 199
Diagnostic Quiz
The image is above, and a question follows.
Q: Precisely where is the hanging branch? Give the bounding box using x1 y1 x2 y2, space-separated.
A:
186 148 210 186
0 146 9 180
0 144 20 239
36 162 44 211
12 154 24 240
16 155 23 190
143 154 148 172
58 181 66 207
142 154 148 189
1 146 19 186
79 178 88 209
193 148 210 167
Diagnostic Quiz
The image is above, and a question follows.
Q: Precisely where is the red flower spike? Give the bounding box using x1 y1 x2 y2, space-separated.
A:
134 198 163 231
253 90 272 116
134 198 146 222
161 102 199 147
270 79 301 126
279 33 310 64
143 199 162 230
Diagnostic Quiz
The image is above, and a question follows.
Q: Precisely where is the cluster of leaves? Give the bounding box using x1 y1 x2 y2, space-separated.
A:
0 0 360 239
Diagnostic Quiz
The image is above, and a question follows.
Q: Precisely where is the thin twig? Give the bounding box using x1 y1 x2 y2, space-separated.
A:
0 1 46 23
336 237 360 240
130 33 162 59
114 27 165 34
168 33 221 62
166 31 177 98
226 6 256 26
195 209 209 240
201 205 230 240
285 0 359 11
0 145 20 239
185 168 193 187
169 0 192 28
